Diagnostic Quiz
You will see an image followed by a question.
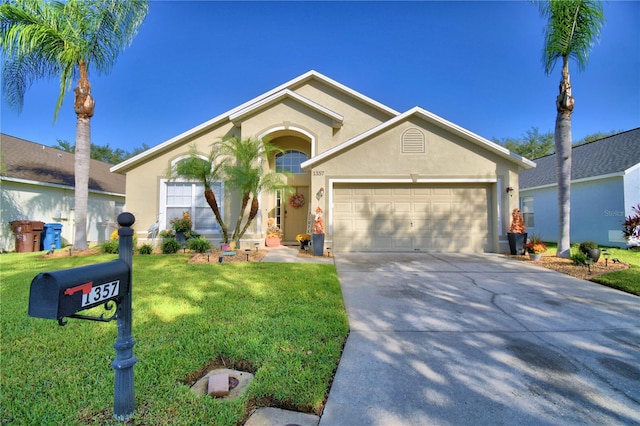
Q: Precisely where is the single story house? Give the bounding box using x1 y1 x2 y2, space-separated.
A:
519 128 640 248
0 133 126 251
111 70 535 253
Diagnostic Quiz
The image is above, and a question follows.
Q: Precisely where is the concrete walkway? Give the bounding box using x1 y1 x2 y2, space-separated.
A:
250 250 640 425
261 244 334 264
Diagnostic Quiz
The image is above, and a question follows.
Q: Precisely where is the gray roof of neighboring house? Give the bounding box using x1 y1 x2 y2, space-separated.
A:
520 128 640 189
0 133 125 194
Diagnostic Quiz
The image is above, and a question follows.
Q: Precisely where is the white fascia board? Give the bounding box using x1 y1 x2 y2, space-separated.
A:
1 176 125 197
301 109 412 169
112 70 398 173
410 107 536 169
520 172 625 192
229 89 343 128
624 162 640 175
302 106 535 170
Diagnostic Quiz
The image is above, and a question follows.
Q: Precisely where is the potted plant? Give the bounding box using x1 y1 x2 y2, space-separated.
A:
507 208 527 255
312 206 325 256
296 233 311 250
265 218 281 247
170 211 192 247
579 241 600 263
524 235 547 261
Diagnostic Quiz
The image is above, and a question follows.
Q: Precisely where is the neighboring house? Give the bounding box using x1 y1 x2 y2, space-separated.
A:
111 70 534 253
519 128 640 248
1 134 126 251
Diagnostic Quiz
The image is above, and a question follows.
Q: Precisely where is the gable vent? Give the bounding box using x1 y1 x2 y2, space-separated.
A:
401 128 425 154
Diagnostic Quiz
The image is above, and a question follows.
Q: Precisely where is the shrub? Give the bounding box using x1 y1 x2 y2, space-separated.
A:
579 241 598 252
138 244 153 255
571 245 587 265
186 237 211 253
622 204 640 239
161 238 181 254
100 240 119 254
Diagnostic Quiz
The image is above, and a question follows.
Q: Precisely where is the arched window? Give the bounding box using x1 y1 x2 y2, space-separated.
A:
275 150 308 173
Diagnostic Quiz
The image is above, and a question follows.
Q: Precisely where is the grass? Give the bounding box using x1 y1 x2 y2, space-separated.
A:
543 242 640 296
0 252 349 425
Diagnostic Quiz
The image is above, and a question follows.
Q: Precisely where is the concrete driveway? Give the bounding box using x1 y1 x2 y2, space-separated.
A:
320 253 640 426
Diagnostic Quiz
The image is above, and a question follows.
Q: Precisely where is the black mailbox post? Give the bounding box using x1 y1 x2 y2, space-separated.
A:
27 212 137 422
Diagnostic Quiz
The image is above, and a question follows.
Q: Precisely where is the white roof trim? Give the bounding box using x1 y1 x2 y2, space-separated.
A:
229 89 344 128
111 70 399 173
302 106 536 169
520 172 626 192
0 176 125 197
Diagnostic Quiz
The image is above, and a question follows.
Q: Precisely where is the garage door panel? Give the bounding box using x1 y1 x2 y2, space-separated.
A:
333 183 492 252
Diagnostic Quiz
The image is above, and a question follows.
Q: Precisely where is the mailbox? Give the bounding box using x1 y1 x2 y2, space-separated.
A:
28 260 130 321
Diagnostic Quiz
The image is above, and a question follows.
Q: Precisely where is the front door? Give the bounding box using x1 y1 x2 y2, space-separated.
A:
282 186 309 243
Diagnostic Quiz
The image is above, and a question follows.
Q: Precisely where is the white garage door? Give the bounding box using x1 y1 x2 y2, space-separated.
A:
333 183 493 252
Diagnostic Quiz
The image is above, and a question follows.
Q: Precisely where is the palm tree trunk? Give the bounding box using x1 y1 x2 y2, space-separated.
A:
204 187 229 242
231 192 250 242
72 60 94 250
236 196 259 241
555 56 573 258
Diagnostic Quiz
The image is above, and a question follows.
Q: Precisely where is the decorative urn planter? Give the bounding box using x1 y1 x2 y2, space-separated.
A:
312 234 324 256
508 233 528 256
529 252 542 261
507 208 527 255
265 236 280 247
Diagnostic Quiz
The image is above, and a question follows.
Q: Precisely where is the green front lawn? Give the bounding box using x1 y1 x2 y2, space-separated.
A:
0 252 349 425
544 242 640 296
589 247 640 295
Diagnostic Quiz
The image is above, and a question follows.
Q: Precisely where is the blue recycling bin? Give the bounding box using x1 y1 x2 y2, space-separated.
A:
42 223 63 250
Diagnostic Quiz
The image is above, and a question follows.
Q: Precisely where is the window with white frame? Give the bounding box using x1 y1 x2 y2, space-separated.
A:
164 181 222 233
522 196 534 228
275 150 308 174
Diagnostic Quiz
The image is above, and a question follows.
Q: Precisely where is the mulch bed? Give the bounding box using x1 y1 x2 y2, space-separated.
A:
508 253 629 281
40 247 628 282
188 250 267 263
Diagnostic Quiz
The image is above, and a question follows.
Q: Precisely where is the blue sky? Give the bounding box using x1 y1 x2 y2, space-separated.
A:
1 1 638 153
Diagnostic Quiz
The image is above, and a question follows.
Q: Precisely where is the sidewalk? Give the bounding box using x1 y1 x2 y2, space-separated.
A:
261 244 334 264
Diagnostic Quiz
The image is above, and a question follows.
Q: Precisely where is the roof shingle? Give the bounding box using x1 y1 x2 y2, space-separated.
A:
519 128 640 189
1 133 125 194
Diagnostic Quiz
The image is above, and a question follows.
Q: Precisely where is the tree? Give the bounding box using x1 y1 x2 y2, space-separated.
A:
52 139 149 165
0 0 148 249
494 127 555 159
537 0 605 258
167 136 290 243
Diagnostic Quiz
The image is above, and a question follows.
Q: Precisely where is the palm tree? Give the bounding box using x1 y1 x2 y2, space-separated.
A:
168 136 290 244
220 135 290 243
0 0 148 250
167 144 231 242
538 0 604 258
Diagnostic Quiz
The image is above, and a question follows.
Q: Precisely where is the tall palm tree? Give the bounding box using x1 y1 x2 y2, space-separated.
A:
0 0 148 249
538 0 604 258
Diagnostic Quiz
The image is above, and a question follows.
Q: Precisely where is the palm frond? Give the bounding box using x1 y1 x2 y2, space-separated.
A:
538 0 605 75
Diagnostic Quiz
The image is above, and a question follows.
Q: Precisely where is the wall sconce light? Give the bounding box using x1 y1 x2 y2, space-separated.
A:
316 187 325 201
505 187 514 197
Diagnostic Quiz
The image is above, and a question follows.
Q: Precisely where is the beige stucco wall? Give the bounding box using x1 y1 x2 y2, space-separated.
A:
293 79 395 150
1 180 123 251
306 117 524 252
